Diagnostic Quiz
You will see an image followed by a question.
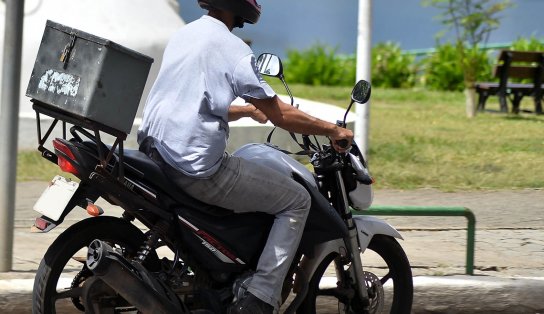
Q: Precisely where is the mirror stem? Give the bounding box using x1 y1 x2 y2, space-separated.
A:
279 74 294 106
342 100 355 126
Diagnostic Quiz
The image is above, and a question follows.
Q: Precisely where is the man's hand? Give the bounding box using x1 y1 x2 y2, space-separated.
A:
249 105 268 124
330 127 354 153
228 103 268 124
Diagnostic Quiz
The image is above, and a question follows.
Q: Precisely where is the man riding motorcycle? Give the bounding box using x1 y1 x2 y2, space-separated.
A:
137 0 354 313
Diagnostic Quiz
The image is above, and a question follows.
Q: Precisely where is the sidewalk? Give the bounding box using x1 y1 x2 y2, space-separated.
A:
1 182 543 313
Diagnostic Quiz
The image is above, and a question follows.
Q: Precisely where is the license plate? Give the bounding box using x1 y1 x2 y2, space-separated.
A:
33 175 79 221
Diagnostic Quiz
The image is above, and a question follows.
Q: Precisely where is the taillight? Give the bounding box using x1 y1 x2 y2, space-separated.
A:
52 139 79 175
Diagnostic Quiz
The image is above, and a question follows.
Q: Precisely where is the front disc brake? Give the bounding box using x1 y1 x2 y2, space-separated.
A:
363 271 384 313
337 270 385 314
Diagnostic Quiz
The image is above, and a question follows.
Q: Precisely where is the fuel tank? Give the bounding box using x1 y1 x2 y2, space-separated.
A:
233 143 348 253
232 143 317 188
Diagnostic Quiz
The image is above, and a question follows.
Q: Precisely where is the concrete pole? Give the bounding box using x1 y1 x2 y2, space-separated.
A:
355 0 372 157
0 0 25 271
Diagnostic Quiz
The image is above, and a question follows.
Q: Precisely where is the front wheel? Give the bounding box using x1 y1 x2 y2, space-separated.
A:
299 235 413 314
32 216 152 314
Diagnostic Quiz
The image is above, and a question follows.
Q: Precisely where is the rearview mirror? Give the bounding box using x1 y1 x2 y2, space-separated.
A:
256 53 283 77
351 80 371 104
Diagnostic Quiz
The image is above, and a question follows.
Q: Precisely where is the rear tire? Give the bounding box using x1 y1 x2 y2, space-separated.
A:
32 216 149 314
298 235 413 314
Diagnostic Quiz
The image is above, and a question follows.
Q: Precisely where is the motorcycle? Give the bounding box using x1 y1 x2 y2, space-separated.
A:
30 53 413 314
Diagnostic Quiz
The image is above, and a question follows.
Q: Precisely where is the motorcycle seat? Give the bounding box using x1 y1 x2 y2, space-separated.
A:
120 148 232 216
80 140 225 214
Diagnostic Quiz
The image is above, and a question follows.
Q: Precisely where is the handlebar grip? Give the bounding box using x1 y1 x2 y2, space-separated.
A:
335 139 349 149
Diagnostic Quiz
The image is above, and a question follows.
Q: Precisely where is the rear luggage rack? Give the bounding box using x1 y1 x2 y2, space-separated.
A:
33 100 175 223
33 100 128 180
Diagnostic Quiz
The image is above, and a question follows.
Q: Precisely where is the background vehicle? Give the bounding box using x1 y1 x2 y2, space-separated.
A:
30 53 413 314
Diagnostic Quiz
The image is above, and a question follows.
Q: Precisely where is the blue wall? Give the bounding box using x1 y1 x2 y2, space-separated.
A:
177 0 544 57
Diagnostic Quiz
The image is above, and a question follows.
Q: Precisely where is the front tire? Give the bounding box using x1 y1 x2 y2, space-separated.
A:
32 216 149 314
299 235 413 314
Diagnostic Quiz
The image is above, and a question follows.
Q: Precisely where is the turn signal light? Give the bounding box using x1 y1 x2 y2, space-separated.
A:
86 202 104 217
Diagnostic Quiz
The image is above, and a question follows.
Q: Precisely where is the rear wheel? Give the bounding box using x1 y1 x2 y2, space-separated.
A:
299 235 413 314
32 216 151 314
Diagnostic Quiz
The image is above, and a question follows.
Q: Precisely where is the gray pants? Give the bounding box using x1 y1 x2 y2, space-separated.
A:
145 145 310 311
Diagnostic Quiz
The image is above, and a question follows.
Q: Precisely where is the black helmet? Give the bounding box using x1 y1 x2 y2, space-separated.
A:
198 0 261 24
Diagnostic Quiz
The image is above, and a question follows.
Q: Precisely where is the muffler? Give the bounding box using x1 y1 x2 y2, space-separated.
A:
86 239 185 314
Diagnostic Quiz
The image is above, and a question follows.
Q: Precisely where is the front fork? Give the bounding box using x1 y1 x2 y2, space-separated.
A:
334 170 370 308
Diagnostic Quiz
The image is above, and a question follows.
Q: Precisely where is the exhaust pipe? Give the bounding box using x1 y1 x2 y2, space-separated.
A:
86 239 185 314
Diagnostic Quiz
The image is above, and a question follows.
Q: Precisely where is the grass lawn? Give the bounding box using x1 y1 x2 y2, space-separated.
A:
18 82 544 191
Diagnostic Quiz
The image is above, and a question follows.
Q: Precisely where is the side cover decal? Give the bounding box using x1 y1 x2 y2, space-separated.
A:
178 215 245 265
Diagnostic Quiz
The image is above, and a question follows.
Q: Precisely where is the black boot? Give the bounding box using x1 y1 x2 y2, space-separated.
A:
227 292 274 314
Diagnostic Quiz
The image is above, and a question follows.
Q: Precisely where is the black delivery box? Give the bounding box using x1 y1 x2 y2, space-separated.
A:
26 20 154 134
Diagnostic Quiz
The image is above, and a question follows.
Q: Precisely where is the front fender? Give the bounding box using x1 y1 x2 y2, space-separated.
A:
353 215 403 252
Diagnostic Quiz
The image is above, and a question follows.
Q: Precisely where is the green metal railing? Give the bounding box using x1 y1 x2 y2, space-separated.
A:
353 205 476 275
403 41 544 56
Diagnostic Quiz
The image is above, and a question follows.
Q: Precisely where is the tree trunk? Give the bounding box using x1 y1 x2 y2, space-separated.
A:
464 87 477 118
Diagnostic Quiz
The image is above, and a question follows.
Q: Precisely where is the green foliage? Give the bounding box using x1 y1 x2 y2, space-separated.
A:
510 35 544 51
422 42 492 91
423 42 465 91
423 0 512 89
458 44 494 84
284 44 355 86
371 42 417 88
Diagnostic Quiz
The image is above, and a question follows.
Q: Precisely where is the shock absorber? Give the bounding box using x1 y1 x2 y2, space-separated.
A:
134 220 171 263
134 229 160 264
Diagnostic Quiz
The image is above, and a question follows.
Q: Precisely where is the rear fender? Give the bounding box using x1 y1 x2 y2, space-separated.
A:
32 182 100 233
352 215 403 253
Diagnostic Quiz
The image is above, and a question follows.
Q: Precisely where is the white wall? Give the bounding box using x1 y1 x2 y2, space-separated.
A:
0 0 185 116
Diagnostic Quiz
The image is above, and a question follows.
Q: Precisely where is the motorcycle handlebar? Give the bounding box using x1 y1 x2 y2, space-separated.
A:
335 139 349 149
334 120 350 150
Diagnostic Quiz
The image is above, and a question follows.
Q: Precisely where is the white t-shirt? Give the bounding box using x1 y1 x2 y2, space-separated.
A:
138 15 276 178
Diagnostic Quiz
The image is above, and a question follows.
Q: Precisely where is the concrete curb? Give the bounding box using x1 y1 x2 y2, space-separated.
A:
412 276 544 313
1 276 543 313
0 279 34 313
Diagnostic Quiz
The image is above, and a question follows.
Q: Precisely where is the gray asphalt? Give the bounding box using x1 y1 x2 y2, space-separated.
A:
0 182 542 313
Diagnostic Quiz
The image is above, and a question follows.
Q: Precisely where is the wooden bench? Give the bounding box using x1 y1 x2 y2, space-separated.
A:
475 50 544 114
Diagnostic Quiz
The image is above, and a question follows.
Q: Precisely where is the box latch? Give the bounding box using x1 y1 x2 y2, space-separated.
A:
59 33 77 67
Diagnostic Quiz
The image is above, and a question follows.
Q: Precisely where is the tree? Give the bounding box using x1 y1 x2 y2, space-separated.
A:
423 0 513 117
